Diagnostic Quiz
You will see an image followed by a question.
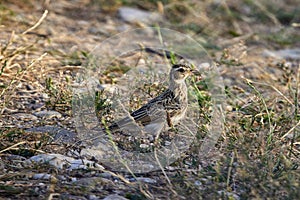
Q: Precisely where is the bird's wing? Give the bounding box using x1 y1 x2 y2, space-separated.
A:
109 90 172 132
131 102 166 125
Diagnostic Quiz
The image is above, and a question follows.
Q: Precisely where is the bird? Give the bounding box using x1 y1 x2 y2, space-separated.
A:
105 63 194 139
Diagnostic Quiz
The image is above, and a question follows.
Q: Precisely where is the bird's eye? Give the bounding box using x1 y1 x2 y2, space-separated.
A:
177 68 185 73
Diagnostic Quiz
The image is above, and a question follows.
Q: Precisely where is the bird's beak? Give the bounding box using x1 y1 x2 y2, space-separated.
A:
190 69 201 76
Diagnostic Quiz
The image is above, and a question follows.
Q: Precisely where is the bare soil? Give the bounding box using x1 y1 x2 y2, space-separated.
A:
0 0 299 199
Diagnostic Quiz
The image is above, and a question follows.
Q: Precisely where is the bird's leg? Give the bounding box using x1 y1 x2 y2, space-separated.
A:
167 111 173 127
154 131 161 147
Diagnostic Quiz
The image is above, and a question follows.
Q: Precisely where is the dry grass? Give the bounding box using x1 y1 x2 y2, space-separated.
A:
0 0 299 199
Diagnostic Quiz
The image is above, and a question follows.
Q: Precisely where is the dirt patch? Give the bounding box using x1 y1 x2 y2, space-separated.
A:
0 0 299 199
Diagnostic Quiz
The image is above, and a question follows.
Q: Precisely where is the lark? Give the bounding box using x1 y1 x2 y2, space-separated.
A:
106 63 194 137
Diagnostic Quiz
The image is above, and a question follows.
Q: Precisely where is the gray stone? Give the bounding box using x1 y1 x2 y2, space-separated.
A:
88 194 100 200
34 110 62 119
27 153 104 170
118 7 161 24
130 177 157 184
40 93 49 100
32 173 52 180
12 113 38 121
103 194 128 200
263 48 300 60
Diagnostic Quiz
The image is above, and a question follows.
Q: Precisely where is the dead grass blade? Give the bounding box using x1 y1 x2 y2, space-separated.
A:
22 10 48 35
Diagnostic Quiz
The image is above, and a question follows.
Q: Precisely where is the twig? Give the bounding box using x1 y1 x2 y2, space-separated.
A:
22 10 48 35
100 168 132 185
0 141 27 154
154 148 178 196
0 53 48 99
281 120 300 139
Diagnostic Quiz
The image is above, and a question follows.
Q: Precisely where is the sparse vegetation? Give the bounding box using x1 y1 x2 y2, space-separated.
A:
0 0 299 199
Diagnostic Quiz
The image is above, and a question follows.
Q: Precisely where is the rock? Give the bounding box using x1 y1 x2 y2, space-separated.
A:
194 180 202 186
129 177 156 184
27 153 104 170
34 110 62 119
12 113 38 121
263 48 300 60
40 93 49 100
103 194 128 200
32 173 53 180
88 194 100 200
57 175 67 181
29 102 44 110
118 7 161 24
99 172 113 179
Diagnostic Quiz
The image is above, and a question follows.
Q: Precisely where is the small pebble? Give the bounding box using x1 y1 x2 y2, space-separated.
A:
34 110 62 119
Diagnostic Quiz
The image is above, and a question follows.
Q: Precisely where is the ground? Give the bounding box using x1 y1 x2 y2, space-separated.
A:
0 0 299 199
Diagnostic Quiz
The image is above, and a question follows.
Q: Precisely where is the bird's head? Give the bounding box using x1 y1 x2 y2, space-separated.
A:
170 64 193 83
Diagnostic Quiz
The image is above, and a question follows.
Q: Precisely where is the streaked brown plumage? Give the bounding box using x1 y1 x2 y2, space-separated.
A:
108 63 192 135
